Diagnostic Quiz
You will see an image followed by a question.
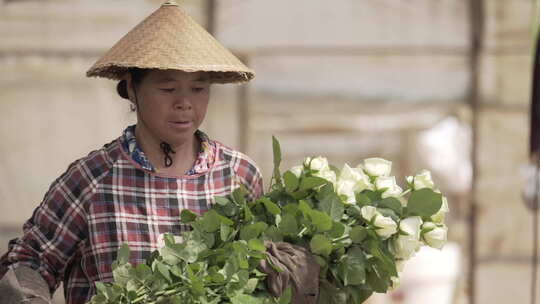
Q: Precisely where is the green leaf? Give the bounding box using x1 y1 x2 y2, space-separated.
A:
407 188 443 217
319 192 345 221
346 205 363 219
233 185 248 205
112 263 131 286
358 190 380 205
300 176 327 191
244 278 259 294
272 136 282 185
278 213 298 235
283 171 300 193
350 226 367 243
221 222 232 242
248 239 266 252
378 197 403 215
95 281 108 296
263 226 284 242
310 234 333 257
329 221 346 238
117 243 130 265
240 222 268 240
231 293 264 304
298 199 312 215
214 196 231 206
135 263 152 281
218 214 234 226
338 247 366 286
180 209 198 224
261 197 281 215
367 239 397 277
356 192 372 206
156 262 172 283
366 262 389 293
309 209 333 232
199 210 221 233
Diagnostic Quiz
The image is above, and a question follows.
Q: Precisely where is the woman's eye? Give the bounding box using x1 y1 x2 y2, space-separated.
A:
192 87 205 93
160 88 175 93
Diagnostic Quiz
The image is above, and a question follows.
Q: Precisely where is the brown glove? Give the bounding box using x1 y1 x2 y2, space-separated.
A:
258 241 320 304
0 266 51 304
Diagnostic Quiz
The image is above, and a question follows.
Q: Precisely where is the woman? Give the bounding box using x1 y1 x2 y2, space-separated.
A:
0 2 263 303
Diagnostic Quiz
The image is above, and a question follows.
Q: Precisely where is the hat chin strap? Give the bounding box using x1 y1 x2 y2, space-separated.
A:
132 86 175 168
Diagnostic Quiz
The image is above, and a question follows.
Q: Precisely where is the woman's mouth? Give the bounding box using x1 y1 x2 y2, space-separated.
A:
169 121 192 129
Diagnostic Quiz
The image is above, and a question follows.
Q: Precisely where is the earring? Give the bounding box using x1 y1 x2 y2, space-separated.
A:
130 103 137 112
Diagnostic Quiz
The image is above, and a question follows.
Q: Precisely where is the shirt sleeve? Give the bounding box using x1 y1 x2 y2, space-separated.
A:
246 167 264 202
231 152 264 202
0 159 97 293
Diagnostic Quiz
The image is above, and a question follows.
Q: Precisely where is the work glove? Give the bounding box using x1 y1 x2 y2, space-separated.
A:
258 241 320 304
0 266 51 304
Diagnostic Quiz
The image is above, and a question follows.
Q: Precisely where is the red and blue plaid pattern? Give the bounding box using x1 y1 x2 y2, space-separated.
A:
0 135 263 304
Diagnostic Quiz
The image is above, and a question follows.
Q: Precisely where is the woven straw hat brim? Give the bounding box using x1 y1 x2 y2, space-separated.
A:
86 3 254 84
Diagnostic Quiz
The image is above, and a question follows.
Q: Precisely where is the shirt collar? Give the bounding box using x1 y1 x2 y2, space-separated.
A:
121 125 214 175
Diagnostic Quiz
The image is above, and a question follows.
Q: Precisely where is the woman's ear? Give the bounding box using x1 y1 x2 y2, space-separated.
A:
124 73 135 102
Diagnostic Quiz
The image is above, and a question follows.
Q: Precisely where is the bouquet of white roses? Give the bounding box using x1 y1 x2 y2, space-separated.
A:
89 138 449 304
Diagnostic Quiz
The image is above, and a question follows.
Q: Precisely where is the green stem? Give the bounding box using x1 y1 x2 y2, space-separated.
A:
297 227 308 237
332 234 350 243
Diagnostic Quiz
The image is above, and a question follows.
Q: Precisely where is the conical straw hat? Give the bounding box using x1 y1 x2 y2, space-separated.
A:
86 1 254 84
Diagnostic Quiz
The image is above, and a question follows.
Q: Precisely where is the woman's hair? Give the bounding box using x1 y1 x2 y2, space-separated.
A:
116 68 151 100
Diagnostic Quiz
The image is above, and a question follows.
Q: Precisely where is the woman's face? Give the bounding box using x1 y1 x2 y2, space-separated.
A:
127 69 211 147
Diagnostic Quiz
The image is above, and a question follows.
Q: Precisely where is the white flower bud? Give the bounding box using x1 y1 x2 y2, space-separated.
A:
304 156 329 172
337 180 356 204
400 216 423 239
363 158 392 177
391 234 422 260
375 176 403 198
315 169 337 184
422 222 448 249
361 206 398 239
413 170 435 190
373 215 398 239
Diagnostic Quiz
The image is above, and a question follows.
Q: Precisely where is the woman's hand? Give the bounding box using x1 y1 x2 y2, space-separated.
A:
258 241 320 304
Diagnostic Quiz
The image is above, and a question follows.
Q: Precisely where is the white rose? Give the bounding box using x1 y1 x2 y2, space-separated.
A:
375 176 403 198
413 170 435 190
431 196 449 223
373 215 398 239
339 164 374 192
361 206 378 221
391 234 422 260
304 156 329 172
361 206 398 239
363 158 392 177
422 222 448 249
399 216 423 239
337 180 356 204
289 165 303 178
315 169 337 184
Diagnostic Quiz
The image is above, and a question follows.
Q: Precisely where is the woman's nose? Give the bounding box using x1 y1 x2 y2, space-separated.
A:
174 96 192 110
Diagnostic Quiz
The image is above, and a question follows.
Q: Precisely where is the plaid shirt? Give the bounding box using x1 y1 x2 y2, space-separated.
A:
0 131 263 304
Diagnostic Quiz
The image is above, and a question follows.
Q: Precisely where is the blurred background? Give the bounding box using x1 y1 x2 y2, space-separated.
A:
0 0 534 303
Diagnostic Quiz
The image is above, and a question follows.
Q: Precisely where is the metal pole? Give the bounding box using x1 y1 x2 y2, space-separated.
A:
467 0 484 303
